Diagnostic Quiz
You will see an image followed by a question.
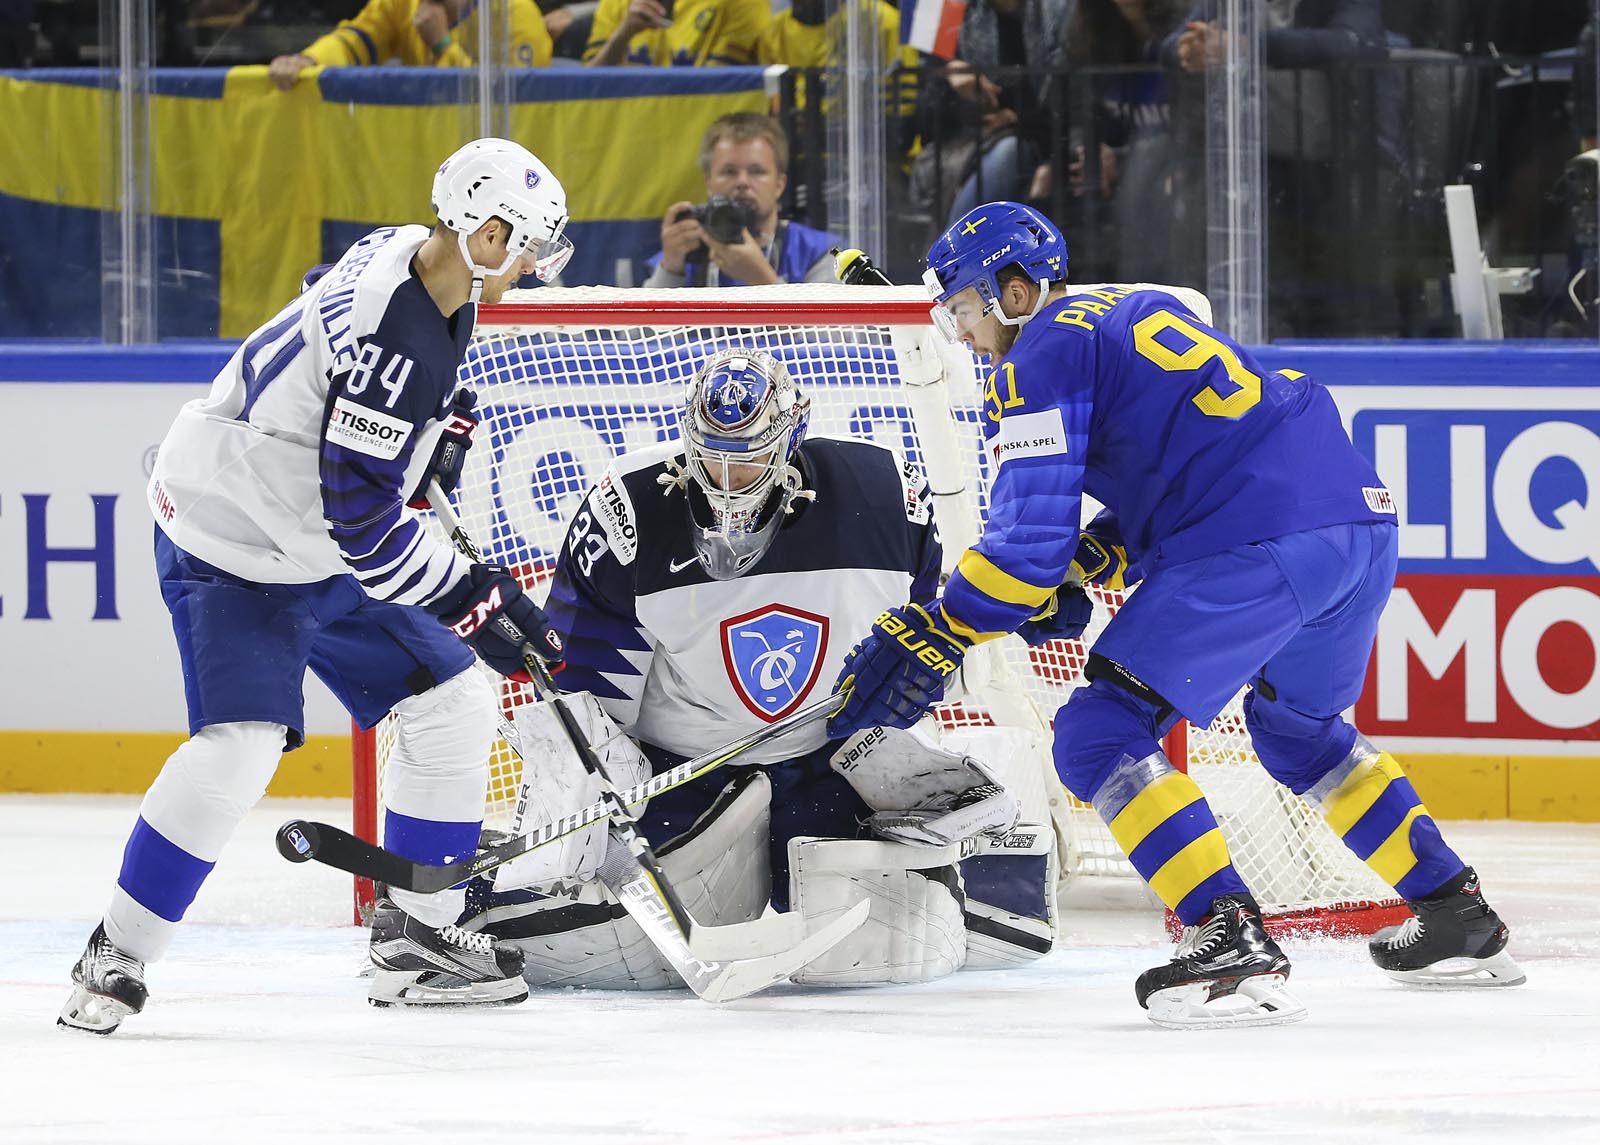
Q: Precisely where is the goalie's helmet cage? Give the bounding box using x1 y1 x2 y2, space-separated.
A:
432 138 574 294
682 346 812 580
924 201 1068 342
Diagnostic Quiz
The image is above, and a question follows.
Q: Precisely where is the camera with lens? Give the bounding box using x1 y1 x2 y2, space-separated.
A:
676 195 763 245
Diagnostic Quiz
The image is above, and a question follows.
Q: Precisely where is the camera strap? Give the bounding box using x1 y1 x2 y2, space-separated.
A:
693 221 790 287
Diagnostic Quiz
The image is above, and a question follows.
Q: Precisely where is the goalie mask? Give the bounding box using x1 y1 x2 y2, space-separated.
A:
679 348 813 580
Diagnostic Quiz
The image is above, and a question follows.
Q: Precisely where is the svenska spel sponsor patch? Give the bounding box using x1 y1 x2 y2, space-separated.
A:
326 397 413 459
990 407 1068 467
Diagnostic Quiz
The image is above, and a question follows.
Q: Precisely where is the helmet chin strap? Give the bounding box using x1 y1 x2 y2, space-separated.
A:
995 277 1052 328
457 230 520 306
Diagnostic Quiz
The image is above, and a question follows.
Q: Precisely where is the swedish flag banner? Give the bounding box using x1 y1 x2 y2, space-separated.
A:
0 66 768 339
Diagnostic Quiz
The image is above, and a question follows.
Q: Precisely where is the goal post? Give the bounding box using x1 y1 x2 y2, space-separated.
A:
350 283 1406 938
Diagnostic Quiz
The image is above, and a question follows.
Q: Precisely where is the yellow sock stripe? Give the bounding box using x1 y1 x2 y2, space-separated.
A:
1105 771 1206 855
1364 805 1426 887
1147 828 1234 912
1320 752 1408 836
954 549 1058 610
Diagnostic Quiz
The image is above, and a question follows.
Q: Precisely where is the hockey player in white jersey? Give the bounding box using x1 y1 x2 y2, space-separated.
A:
59 138 575 1034
459 347 1057 989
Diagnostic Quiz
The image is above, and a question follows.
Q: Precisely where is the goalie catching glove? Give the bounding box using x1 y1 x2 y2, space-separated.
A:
427 563 564 681
829 725 1019 847
828 604 968 738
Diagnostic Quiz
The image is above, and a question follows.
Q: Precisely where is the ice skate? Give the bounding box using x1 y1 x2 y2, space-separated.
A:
1370 867 1525 988
58 923 149 1035
1135 895 1307 1029
367 899 529 1007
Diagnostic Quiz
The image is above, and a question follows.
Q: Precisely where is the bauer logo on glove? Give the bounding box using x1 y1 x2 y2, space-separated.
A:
874 607 962 677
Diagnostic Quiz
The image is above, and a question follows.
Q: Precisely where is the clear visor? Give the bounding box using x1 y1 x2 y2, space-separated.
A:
929 285 992 345
529 233 574 283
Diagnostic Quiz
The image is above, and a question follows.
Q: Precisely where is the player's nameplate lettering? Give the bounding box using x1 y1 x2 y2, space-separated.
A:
326 397 413 459
990 408 1068 468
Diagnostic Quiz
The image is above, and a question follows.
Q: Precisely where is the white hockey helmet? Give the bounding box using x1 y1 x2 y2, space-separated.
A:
681 347 813 579
432 138 573 300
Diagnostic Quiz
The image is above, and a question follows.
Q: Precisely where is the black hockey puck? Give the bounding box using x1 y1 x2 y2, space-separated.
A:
275 820 320 863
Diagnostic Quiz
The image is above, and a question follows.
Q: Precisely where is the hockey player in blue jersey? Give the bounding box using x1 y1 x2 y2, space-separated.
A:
455 347 1051 989
59 139 576 1034
827 202 1524 1027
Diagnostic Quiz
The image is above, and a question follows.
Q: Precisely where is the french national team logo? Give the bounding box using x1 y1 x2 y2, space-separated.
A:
720 605 830 721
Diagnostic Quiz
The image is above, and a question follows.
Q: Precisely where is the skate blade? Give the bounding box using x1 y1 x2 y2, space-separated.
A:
1381 947 1526 989
367 969 530 1008
1145 974 1308 1030
57 984 137 1035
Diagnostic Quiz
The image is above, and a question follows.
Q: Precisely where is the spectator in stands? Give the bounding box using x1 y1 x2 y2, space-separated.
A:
757 0 918 120
544 0 599 60
1164 0 1398 337
268 0 554 89
644 112 841 287
584 0 768 67
1059 0 1191 283
911 0 1072 231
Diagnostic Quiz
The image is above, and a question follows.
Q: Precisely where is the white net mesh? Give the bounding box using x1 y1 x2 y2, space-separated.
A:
364 285 1400 928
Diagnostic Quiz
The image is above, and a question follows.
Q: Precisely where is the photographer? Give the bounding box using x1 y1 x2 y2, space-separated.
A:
644 113 841 287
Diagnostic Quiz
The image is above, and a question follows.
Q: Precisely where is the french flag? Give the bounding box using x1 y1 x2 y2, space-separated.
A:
901 0 966 60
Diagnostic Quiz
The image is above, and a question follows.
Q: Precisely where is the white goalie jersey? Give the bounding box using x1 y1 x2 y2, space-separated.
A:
146 224 472 605
543 435 942 764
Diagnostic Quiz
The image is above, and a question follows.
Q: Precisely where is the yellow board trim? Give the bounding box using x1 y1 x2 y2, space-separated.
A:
1105 770 1205 853
1364 805 1426 887
954 549 1057 610
1147 827 1233 911
0 731 354 798
1321 752 1406 835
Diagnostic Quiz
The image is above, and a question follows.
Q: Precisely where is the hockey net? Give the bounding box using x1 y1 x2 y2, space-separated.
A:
353 284 1406 937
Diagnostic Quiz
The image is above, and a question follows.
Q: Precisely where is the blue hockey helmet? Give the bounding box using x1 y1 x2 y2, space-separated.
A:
923 202 1068 343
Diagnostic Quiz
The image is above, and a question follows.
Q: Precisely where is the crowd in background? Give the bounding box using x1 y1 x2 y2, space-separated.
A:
1 1 1597 339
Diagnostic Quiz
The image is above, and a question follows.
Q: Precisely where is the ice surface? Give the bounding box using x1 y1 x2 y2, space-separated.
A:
3 794 1597 1144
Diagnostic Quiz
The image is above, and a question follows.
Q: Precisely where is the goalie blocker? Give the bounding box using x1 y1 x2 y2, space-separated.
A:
459 714 1058 987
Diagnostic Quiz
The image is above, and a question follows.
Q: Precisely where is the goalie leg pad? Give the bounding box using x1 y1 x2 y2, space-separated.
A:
788 837 967 986
464 771 772 989
830 725 1019 847
493 691 650 893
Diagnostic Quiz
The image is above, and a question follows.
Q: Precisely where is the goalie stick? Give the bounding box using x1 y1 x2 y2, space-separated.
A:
275 688 845 892
281 482 865 999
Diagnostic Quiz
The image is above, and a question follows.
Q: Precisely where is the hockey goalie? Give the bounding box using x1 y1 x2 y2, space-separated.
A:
457 347 1060 988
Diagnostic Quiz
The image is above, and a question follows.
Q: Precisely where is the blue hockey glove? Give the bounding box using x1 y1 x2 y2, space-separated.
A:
828 604 968 738
1068 531 1129 590
427 563 564 682
1016 584 1095 646
408 389 479 509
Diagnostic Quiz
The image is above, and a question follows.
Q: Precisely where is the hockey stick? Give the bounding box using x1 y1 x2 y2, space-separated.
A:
276 687 846 892
279 481 866 996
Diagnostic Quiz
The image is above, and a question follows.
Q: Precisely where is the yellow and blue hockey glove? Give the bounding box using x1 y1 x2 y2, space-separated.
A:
827 603 968 737
1016 584 1095 646
1068 531 1129 590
